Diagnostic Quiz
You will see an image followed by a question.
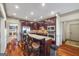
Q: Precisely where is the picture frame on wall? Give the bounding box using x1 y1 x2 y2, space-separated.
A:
9 23 18 31
8 23 18 37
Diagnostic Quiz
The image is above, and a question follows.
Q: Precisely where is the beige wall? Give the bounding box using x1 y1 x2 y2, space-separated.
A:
0 19 6 53
60 11 79 41
61 11 79 22
0 19 1 52
56 14 62 46
0 3 7 53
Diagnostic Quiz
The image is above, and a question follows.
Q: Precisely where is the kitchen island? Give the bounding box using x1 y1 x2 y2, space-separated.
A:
28 33 55 56
28 33 55 41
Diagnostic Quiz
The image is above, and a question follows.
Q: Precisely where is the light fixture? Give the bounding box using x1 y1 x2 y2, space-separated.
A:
51 11 55 15
30 11 34 15
41 3 45 7
15 5 19 9
40 16 43 19
56 14 58 16
25 16 28 19
13 13 16 16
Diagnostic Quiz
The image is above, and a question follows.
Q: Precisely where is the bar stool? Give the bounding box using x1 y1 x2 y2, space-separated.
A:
31 38 45 56
27 35 45 56
31 41 40 56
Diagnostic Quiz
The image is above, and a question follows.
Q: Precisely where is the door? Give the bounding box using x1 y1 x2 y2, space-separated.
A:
70 23 79 41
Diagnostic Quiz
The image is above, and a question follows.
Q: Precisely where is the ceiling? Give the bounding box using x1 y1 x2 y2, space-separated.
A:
4 3 79 21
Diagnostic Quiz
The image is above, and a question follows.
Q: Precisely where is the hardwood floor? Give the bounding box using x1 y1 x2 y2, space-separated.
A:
56 44 79 56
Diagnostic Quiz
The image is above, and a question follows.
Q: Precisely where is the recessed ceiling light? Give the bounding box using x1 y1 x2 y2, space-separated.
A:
56 14 58 16
15 5 19 9
25 16 28 19
41 3 45 7
30 11 34 15
51 11 55 15
13 13 16 16
40 16 43 19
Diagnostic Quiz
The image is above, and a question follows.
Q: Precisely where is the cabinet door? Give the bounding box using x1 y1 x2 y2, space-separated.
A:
33 23 38 30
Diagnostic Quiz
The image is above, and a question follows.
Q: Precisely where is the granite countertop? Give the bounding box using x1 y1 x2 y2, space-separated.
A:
28 33 55 41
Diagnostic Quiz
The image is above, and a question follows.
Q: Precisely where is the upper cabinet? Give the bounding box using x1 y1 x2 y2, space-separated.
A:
20 16 56 31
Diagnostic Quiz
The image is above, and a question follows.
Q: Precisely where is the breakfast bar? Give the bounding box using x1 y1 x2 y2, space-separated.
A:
28 33 55 41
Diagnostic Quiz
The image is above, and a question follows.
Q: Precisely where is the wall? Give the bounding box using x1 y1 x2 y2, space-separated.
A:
56 14 62 46
0 3 7 53
60 10 79 41
0 18 1 51
61 10 79 22
0 19 6 53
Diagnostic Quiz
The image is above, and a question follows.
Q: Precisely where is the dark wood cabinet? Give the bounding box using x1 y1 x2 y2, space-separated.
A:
20 16 56 31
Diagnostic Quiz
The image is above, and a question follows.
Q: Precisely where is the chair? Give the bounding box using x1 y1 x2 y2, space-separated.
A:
27 35 46 56
30 37 45 56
